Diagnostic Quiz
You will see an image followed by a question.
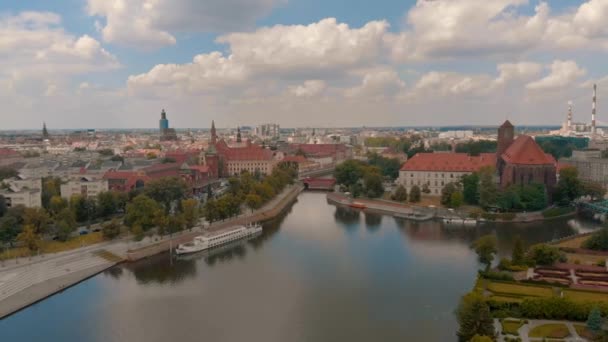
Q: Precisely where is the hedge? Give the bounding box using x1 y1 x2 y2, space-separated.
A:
542 206 575 218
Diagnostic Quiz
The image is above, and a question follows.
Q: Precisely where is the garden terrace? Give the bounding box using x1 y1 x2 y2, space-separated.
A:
528 323 570 339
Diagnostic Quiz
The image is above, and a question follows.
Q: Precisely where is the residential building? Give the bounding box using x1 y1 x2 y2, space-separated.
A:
560 149 608 188
60 176 109 199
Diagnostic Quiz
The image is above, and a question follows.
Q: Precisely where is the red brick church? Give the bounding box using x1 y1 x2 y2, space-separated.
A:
496 120 557 190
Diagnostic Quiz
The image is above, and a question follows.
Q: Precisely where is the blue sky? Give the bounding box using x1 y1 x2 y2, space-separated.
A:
1 0 607 129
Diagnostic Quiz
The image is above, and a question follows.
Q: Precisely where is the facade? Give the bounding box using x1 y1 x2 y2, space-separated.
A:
60 176 109 199
398 153 496 195
560 150 608 188
255 123 280 139
496 121 557 189
0 176 42 208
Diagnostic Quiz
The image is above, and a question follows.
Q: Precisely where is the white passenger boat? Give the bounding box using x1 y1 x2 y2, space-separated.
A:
175 223 262 255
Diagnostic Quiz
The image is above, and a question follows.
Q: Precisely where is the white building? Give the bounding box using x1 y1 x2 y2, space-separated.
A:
0 187 42 208
60 176 109 199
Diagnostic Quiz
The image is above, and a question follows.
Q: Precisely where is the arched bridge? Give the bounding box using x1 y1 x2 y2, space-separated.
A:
302 177 336 191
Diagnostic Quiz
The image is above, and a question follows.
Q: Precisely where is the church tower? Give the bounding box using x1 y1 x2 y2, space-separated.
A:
210 120 217 145
236 126 242 143
497 120 514 158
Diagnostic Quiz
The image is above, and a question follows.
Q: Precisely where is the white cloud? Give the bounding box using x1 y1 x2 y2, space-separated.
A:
494 62 543 86
87 0 281 49
288 80 326 97
345 68 405 99
526 60 586 90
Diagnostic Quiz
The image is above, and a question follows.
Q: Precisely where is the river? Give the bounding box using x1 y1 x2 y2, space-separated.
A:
0 192 601 341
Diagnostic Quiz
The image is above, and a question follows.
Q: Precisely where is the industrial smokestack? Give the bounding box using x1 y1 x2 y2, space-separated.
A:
567 101 572 130
592 83 597 135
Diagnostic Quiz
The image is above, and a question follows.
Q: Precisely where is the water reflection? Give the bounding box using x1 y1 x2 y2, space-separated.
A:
364 213 382 230
123 253 197 285
333 206 360 226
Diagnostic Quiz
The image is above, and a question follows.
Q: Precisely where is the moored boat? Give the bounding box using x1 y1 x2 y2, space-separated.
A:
175 223 262 255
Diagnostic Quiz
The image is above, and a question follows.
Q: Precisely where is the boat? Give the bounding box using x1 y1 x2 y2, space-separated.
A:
394 212 434 221
175 223 262 255
176 232 261 261
443 218 478 226
349 202 366 209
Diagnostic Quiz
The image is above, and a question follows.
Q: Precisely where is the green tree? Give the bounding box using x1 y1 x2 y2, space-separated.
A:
0 215 20 246
23 207 50 234
441 183 458 206
392 185 408 202
97 191 118 218
124 194 160 230
518 183 547 211
204 199 219 223
54 208 77 241
587 306 603 333
102 219 122 240
131 224 144 241
167 214 185 235
462 173 480 205
181 198 199 229
581 180 606 201
472 235 497 270
450 191 464 208
41 177 62 209
49 195 68 217
554 166 581 205
512 235 525 265
17 225 41 252
527 244 563 266
0 194 6 217
143 177 189 212
583 227 608 251
153 208 170 235
422 182 431 194
363 171 384 198
334 160 364 187
478 166 498 208
496 185 521 211
245 193 263 213
409 185 421 203
455 293 495 342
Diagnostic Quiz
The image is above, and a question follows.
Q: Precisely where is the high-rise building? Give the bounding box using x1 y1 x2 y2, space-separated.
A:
159 109 169 130
159 109 177 141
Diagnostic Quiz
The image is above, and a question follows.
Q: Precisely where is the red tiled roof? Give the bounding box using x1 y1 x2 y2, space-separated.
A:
400 153 496 172
501 135 555 165
189 165 209 173
282 155 308 163
0 148 20 156
291 144 346 156
216 142 274 161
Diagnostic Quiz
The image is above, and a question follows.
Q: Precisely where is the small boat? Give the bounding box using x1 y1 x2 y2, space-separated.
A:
394 212 433 221
175 223 262 255
349 202 366 209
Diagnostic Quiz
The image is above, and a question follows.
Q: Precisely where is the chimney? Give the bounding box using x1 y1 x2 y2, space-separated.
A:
567 101 572 130
592 84 597 135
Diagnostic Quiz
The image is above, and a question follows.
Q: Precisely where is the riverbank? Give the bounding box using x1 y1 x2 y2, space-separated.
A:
125 184 304 261
326 192 577 224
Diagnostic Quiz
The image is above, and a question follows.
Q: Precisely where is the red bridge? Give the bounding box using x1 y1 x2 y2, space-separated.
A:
302 177 336 191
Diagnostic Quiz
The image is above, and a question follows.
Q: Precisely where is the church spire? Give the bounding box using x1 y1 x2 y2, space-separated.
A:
210 120 217 145
42 122 49 139
236 126 242 143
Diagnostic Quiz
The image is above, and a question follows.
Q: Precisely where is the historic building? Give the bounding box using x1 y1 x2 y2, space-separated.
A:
496 120 557 189
202 121 278 178
159 109 178 141
398 153 496 195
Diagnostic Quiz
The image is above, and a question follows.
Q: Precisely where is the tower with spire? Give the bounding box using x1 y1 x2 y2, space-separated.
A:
236 126 242 143
210 120 217 145
42 122 49 139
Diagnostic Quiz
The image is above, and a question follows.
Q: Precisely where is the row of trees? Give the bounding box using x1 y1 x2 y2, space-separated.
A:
203 164 297 223
391 184 421 203
334 160 385 198
472 234 564 271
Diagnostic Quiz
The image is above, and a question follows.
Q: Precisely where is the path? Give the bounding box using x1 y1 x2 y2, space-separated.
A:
495 319 588 342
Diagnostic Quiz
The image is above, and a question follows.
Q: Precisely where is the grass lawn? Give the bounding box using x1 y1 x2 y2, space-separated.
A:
566 252 605 265
487 282 554 298
501 320 523 335
574 324 596 340
0 232 105 260
528 324 570 339
563 289 608 303
555 235 590 249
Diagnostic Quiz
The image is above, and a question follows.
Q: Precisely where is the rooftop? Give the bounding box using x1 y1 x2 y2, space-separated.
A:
501 135 556 165
400 152 496 172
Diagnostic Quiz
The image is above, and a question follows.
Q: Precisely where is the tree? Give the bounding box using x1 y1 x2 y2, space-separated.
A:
455 293 495 342
363 171 384 198
472 235 497 270
167 214 185 235
17 225 41 252
102 219 122 240
124 194 160 230
583 227 608 251
0 195 6 217
422 183 431 194
0 215 20 246
245 193 263 213
409 185 421 203
518 183 547 211
144 177 189 212
153 208 170 236
0 167 18 181
527 244 563 266
41 177 61 209
181 199 199 229
554 166 581 205
512 236 525 265
581 180 606 201
334 160 364 187
392 185 408 202
450 191 464 208
49 196 68 217
478 167 498 208
441 183 458 206
23 207 50 234
131 224 144 241
587 306 603 333
462 173 480 205
97 191 118 218
54 208 77 241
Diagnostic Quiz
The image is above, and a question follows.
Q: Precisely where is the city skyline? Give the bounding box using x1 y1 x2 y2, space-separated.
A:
2 0 608 129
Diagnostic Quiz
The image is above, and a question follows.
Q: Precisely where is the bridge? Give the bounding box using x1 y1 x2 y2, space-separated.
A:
579 200 608 214
302 177 336 191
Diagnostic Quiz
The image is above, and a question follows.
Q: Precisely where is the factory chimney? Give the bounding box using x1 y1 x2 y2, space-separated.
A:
592 84 597 135
567 101 572 131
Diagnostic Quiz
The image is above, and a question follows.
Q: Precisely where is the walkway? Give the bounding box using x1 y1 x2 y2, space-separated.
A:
495 319 588 342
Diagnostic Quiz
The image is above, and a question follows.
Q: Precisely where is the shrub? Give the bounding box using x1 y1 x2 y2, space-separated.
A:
499 212 516 221
597 260 606 267
479 270 514 281
481 212 497 221
583 228 608 251
526 244 565 266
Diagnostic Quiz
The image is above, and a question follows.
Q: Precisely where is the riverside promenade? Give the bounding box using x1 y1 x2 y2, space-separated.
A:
0 184 303 319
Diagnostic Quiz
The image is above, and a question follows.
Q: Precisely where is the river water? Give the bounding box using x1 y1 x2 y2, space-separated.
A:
0 192 601 341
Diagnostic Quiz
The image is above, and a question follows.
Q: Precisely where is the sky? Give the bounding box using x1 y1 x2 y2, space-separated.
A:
1 0 608 129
